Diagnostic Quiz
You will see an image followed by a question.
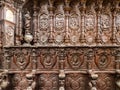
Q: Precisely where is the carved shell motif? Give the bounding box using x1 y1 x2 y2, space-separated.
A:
68 53 84 69
40 53 57 69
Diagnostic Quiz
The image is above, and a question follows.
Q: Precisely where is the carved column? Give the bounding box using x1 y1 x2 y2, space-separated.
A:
80 0 86 44
96 0 103 45
31 49 37 70
58 49 66 90
88 70 98 90
48 0 54 43
16 6 23 45
86 49 94 70
33 0 38 45
64 0 70 43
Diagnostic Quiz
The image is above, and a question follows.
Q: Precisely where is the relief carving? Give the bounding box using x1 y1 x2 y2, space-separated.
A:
67 52 84 69
95 50 111 70
39 14 49 30
39 74 58 90
5 26 14 46
66 74 88 90
55 14 65 31
13 72 36 90
69 14 79 30
24 11 31 33
13 49 30 70
40 50 57 69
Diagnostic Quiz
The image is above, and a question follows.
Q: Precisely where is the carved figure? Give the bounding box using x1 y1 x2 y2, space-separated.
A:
24 11 31 33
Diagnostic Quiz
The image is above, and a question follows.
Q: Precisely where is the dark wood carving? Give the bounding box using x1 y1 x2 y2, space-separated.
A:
0 0 120 90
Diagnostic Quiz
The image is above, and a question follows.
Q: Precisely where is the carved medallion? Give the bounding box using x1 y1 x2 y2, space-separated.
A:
40 35 48 43
69 14 79 30
86 35 93 44
101 34 108 43
95 53 111 69
55 35 63 43
55 14 64 30
40 53 57 69
13 54 30 70
39 14 49 30
70 35 79 43
68 53 83 69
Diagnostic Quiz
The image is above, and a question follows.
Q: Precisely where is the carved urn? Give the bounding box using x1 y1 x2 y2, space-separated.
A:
24 33 33 45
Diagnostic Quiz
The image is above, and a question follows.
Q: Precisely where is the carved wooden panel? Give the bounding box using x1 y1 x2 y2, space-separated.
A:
66 73 89 90
0 0 120 90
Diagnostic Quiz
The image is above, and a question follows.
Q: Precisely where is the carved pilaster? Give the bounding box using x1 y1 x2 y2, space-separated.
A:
58 49 66 90
48 0 55 43
86 49 94 69
33 0 38 45
80 0 86 44
88 70 98 90
4 49 10 70
31 49 37 70
64 0 70 43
